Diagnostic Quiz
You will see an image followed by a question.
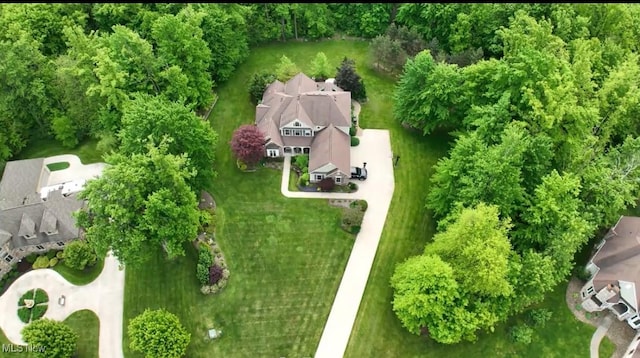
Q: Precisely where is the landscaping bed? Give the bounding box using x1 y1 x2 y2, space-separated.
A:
17 288 49 323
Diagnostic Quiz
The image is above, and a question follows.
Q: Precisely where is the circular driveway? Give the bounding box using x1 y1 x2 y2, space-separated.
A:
0 252 125 357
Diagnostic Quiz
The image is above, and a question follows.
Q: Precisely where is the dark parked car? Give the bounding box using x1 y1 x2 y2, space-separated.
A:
350 166 367 180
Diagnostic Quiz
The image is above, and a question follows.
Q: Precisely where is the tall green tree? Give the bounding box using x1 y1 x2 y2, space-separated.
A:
152 10 214 108
392 203 518 344
393 51 466 134
310 52 333 80
275 55 300 82
0 27 53 159
118 94 218 191
195 4 249 83
76 140 200 266
51 25 104 147
335 57 367 101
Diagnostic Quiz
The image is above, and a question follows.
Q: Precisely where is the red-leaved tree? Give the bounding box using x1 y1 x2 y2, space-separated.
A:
230 125 265 167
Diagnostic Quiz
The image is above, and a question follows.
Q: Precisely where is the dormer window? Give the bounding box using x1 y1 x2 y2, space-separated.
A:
293 122 301 127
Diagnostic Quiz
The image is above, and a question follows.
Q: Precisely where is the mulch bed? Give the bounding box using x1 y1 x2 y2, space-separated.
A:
199 191 216 210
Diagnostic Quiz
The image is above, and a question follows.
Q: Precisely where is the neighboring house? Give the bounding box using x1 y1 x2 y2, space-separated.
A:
255 72 352 185
0 157 102 279
580 216 640 330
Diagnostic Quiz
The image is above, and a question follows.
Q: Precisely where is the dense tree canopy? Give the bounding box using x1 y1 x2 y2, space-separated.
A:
392 8 640 343
392 204 518 344
118 93 218 191
76 141 200 266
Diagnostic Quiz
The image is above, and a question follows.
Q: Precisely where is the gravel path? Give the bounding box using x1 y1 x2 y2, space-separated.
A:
566 278 636 357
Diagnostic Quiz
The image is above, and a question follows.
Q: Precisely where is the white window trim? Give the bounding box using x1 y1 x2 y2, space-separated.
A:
315 174 323 181
335 177 342 183
284 129 291 136
304 130 311 136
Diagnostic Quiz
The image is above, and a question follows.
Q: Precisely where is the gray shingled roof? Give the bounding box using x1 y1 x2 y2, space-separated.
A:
308 124 350 175
39 208 58 234
18 213 36 237
0 190 83 249
0 229 11 246
591 216 640 312
0 158 45 210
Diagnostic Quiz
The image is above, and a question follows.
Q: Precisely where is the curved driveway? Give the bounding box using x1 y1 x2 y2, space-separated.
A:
0 252 125 358
281 129 395 358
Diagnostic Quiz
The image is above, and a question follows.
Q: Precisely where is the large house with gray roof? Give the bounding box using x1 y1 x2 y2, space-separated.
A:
0 157 100 278
580 216 640 330
255 72 352 185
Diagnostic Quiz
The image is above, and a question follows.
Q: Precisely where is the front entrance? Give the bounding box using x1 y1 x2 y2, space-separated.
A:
267 149 279 157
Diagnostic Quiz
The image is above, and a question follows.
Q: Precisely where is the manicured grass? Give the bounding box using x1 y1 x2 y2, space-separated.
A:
288 168 299 191
123 171 353 357
65 310 100 358
15 138 104 164
46 161 70 171
0 309 99 358
122 40 369 357
53 257 105 286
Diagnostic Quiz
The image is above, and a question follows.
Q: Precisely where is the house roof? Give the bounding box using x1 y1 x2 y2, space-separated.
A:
309 124 350 174
257 72 351 132
591 216 640 311
0 158 45 210
0 190 83 249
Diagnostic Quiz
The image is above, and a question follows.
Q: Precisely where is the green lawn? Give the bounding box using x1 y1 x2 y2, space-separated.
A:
121 40 374 358
15 138 103 164
46 161 70 171
53 258 105 286
0 310 99 358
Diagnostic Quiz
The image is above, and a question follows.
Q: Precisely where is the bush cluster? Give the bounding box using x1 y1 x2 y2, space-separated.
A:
528 308 553 328
32 256 51 269
341 204 367 235
298 173 310 187
318 177 336 192
350 136 360 146
196 245 214 286
510 324 534 344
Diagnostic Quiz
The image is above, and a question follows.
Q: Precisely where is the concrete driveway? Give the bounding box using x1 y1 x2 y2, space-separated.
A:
0 252 125 358
281 129 395 358
43 154 106 186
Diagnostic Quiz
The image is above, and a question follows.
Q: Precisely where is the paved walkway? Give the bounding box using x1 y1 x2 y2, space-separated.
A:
281 129 395 358
591 315 614 358
0 252 125 358
43 154 106 186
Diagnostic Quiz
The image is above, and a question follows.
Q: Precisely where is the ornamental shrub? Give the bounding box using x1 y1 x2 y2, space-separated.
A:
209 265 224 285
318 177 335 192
49 258 58 267
349 126 357 136
510 324 533 344
528 308 553 328
33 256 50 269
298 173 310 186
350 136 360 146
